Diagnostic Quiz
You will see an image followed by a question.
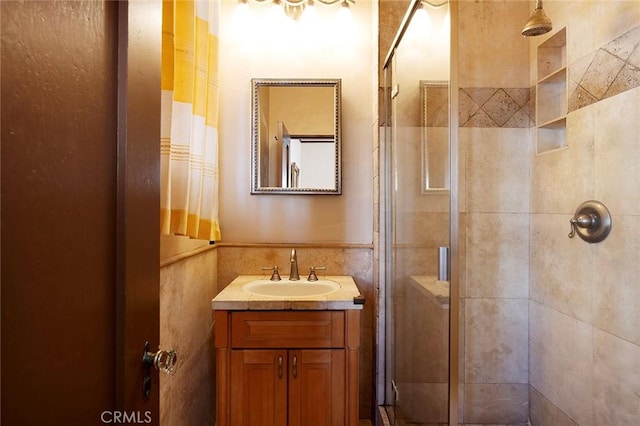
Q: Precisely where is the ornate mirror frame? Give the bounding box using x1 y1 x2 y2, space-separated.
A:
250 78 342 195
420 80 450 194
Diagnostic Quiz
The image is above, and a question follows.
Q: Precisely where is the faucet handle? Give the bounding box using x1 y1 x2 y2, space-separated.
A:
262 266 281 281
307 266 326 281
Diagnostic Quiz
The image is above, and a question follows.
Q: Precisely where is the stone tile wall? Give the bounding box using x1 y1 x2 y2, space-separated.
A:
457 1 532 424
458 5 640 425
568 26 640 112
460 87 533 128
530 88 640 425
383 4 640 426
460 127 531 425
159 245 217 426
529 5 640 424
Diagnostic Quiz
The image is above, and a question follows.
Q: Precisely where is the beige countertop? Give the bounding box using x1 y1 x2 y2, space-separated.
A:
211 275 364 310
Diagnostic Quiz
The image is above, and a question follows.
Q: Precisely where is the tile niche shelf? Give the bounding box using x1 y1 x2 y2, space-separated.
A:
536 27 567 154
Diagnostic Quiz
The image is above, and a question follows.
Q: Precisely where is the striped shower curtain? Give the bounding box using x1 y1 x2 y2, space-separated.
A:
161 0 222 241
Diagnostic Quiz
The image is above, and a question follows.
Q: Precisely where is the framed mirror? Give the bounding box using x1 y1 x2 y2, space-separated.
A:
251 78 342 194
420 80 450 193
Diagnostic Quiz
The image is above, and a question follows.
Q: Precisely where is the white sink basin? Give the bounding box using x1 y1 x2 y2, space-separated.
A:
243 279 341 297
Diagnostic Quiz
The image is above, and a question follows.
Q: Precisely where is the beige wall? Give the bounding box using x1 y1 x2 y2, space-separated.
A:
160 245 218 426
267 86 335 136
528 2 640 425
457 1 532 423
459 1 640 424
218 0 376 244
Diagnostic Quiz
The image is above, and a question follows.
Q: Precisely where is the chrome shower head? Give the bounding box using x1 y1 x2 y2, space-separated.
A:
522 0 552 37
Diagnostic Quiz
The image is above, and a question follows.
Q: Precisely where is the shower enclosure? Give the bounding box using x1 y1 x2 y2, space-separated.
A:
382 0 458 423
383 1 640 425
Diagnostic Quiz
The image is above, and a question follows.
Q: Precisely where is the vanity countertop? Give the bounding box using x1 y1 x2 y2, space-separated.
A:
211 275 364 311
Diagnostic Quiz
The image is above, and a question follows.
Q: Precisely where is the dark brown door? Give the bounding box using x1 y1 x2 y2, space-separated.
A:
1 1 161 424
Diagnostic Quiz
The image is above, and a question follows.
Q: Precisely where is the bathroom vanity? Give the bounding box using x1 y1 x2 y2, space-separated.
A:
212 275 363 426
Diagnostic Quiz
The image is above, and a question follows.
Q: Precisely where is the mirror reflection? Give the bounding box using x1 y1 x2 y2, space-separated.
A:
251 79 341 194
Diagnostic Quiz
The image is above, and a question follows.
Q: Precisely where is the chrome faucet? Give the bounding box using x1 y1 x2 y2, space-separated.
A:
289 249 300 280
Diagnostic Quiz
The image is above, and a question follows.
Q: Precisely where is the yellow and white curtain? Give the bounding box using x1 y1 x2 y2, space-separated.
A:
161 0 221 241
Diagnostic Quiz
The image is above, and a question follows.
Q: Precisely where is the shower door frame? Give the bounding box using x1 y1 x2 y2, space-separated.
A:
380 1 460 424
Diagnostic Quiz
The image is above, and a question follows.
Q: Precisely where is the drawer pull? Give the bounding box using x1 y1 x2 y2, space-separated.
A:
278 355 283 379
292 355 298 378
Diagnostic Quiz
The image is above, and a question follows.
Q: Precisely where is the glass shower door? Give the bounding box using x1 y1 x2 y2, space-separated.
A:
383 1 453 424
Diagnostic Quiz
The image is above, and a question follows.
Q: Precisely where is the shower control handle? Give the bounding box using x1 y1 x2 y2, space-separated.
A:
568 200 612 243
568 213 597 238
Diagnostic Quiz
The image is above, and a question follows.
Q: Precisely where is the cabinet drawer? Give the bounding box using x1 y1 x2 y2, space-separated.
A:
231 311 345 348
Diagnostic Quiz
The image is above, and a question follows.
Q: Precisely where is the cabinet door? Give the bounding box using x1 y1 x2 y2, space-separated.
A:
288 349 346 426
230 350 288 426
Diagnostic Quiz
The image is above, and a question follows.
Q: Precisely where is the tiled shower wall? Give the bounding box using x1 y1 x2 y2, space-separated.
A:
458 1 532 423
459 87 533 128
528 2 640 424
460 2 640 424
568 26 640 112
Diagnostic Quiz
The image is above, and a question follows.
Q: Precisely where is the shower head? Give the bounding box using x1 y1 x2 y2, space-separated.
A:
521 0 552 37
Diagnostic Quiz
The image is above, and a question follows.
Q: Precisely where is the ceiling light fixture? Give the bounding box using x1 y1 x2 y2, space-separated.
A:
243 0 355 20
421 0 448 7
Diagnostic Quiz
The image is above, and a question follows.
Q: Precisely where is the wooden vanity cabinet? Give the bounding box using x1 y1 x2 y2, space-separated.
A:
215 310 360 426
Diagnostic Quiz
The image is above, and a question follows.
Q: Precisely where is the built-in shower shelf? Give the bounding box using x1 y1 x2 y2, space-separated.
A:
538 116 566 129
537 27 567 81
536 27 567 154
538 66 566 85
537 118 567 153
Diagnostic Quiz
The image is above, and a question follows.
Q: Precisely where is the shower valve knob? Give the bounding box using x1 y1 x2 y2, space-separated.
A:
568 200 612 243
568 213 597 237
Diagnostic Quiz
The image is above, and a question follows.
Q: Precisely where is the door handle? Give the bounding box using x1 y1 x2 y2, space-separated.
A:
278 355 283 379
438 246 449 281
142 342 177 400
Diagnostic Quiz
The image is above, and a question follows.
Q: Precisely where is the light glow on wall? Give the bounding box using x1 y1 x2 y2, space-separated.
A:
231 0 357 56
